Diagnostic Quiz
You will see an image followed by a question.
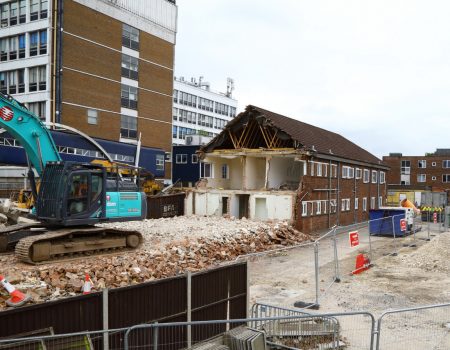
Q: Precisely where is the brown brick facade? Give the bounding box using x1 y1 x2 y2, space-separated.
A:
296 159 387 234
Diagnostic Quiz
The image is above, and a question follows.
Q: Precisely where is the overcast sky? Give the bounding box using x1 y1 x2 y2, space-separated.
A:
174 1 450 159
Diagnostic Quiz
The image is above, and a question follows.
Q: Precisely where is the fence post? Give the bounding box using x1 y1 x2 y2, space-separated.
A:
427 211 431 241
332 228 340 283
102 288 109 350
153 322 159 350
314 242 319 307
187 271 192 348
391 216 397 256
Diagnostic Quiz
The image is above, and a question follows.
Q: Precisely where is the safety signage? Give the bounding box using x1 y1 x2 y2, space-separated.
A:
400 219 407 231
349 231 359 247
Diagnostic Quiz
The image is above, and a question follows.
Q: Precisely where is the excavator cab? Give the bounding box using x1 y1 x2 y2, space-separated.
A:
36 161 146 226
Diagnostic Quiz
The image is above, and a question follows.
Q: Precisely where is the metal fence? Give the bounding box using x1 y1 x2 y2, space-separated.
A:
2 302 449 349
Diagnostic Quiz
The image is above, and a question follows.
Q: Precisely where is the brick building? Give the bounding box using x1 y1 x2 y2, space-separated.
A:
184 105 388 234
0 0 177 178
382 150 450 206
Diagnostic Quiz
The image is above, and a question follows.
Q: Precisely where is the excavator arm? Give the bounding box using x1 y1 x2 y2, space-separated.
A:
0 93 61 175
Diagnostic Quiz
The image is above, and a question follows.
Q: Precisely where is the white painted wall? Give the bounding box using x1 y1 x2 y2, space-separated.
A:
267 157 304 189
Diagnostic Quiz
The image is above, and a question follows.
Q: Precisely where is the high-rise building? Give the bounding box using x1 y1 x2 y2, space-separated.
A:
0 0 177 178
172 76 238 145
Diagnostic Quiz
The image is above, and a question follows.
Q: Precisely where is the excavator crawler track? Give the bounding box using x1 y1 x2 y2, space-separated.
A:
14 227 143 264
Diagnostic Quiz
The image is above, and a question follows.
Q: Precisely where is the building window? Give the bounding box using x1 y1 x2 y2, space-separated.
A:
39 30 47 54
9 36 17 60
355 168 362 179
371 197 375 209
330 164 337 178
316 201 322 215
156 154 164 171
330 199 337 213
215 102 229 116
121 84 138 109
191 154 198 164
198 97 214 111
19 0 25 23
221 164 229 179
1 69 24 95
355 198 359 210
173 90 178 103
18 34 25 58
87 109 98 125
122 24 139 50
175 154 187 164
341 198 350 211
401 160 410 174
230 106 237 118
342 166 354 179
418 160 426 168
316 163 322 177
363 197 367 211
38 66 46 90
30 31 38 56
443 160 450 169
29 66 37 91
302 202 308 217
28 101 45 119
443 175 450 183
121 54 138 80
200 162 212 178
363 169 369 183
371 170 377 183
379 171 385 184
1 3 9 27
120 115 137 139
378 196 383 207
417 174 426 183
172 125 178 138
29 66 47 91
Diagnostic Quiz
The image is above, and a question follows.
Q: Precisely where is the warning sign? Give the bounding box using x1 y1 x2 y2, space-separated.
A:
400 219 407 232
349 231 359 247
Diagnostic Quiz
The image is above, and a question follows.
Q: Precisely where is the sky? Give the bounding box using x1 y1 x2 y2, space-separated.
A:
173 0 450 159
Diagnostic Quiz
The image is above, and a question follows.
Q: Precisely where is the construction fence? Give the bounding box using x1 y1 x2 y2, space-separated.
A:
238 211 448 309
0 302 449 349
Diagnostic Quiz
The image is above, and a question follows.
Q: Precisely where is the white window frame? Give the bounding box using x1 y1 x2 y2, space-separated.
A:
317 163 322 177
323 200 327 214
443 160 450 169
330 199 337 213
342 166 348 179
371 170 378 183
221 164 229 179
363 169 370 183
341 198 350 211
355 198 359 210
310 162 315 176
417 174 426 183
200 162 213 178
418 160 426 168
378 196 383 207
443 174 450 183
371 197 375 209
175 154 187 164
87 109 98 125
302 202 308 217
363 197 367 211
355 168 362 179
316 201 322 215
331 164 337 178
191 154 198 164
379 171 385 184
348 167 354 179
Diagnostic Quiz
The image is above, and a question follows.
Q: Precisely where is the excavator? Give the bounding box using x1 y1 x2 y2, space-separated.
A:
0 92 146 263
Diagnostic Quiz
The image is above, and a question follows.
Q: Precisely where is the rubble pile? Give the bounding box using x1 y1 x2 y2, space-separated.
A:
0 216 311 309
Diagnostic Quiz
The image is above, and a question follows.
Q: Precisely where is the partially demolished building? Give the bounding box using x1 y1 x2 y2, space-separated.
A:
185 105 388 233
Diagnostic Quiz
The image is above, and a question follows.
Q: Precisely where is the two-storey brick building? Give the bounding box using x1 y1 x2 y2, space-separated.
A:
184 105 389 234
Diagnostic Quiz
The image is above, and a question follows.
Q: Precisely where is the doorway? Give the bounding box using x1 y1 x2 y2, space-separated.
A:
238 194 250 219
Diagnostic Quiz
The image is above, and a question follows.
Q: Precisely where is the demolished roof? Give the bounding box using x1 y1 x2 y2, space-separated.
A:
200 105 385 167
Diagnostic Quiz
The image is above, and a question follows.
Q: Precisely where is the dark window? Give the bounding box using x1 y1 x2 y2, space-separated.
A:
1 4 9 28
9 37 17 60
122 24 139 50
40 0 47 19
30 0 39 21
121 54 138 80
121 84 138 109
8 71 16 94
39 30 46 54
0 38 7 61
29 67 38 91
19 0 25 23
9 1 17 26
120 115 137 139
17 69 24 93
38 66 46 90
18 34 25 58
0 72 7 94
30 31 38 56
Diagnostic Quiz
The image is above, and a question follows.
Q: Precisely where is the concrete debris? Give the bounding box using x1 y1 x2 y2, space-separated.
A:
0 215 311 309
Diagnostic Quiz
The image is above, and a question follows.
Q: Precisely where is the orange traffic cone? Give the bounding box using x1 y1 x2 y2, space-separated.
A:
351 254 371 275
0 275 31 307
83 273 93 295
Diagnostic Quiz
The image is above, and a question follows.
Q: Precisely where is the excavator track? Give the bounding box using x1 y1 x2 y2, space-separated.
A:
15 227 143 264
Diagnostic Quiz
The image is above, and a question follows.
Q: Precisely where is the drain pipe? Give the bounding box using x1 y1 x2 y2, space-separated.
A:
55 0 64 123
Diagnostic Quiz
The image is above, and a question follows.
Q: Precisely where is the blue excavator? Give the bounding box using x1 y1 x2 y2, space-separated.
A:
0 93 146 263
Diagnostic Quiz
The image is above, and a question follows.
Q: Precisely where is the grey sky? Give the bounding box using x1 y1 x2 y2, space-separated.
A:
174 1 450 158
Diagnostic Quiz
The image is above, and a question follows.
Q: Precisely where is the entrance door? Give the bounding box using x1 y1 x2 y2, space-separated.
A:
238 194 250 219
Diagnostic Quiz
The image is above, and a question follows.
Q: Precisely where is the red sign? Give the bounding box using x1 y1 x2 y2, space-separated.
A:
433 212 437 224
0 106 13 122
400 219 407 231
349 231 359 247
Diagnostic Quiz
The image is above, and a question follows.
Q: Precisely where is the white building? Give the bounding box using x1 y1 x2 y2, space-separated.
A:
172 76 238 145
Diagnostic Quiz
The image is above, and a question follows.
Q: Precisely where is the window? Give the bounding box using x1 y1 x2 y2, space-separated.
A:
401 160 410 174
0 72 6 94
316 201 321 215
342 166 354 179
417 174 426 183
120 115 137 139
172 125 177 138
18 34 25 58
379 171 385 184
443 175 450 183
200 162 212 178
29 66 45 92
230 106 237 117
341 199 350 211
156 154 164 171
215 102 229 116
316 163 322 177
198 97 213 111
371 197 375 209
355 168 362 179
221 164 229 179
331 164 337 178
175 154 187 164
19 0 25 23
330 199 337 213
87 109 97 125
9 1 17 25
30 31 38 56
30 0 38 21
418 160 426 168
371 170 377 183
173 90 178 103
443 160 450 169
28 101 45 119
39 30 47 54
363 198 367 211
302 202 308 217
1 3 9 27
353 198 358 210
40 0 47 18
9 36 17 60
191 154 198 164
310 162 314 176
1 38 7 61
122 24 139 50
121 84 138 109
378 196 383 207
121 54 138 80
38 66 46 90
